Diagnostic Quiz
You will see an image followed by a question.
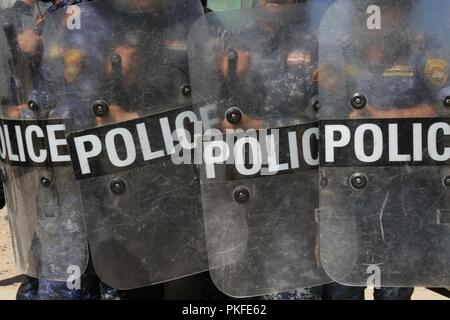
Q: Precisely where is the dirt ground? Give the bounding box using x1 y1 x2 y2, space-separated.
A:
0 208 20 300
0 207 448 300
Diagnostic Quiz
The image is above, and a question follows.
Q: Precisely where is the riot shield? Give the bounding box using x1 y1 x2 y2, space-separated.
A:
0 5 88 281
42 0 208 289
318 0 450 287
0 13 10 211
189 3 331 297
0 14 9 102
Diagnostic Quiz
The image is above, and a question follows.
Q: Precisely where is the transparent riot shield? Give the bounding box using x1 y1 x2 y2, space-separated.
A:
0 5 88 281
189 3 331 297
0 14 9 102
318 0 450 287
42 0 208 289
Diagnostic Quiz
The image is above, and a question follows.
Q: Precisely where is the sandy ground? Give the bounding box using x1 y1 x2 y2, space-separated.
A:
0 207 448 300
0 208 20 300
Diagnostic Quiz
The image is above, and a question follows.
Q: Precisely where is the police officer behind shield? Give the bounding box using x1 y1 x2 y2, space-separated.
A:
60 0 229 300
1 0 227 301
348 2 435 121
216 0 325 300
0 0 102 300
319 0 438 300
221 0 318 129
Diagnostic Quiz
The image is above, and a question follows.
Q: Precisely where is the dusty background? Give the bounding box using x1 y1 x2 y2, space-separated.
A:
0 207 448 300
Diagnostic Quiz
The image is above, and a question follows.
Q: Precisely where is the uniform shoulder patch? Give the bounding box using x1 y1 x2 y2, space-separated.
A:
287 50 311 66
48 45 64 59
383 65 414 77
63 49 85 84
425 58 448 86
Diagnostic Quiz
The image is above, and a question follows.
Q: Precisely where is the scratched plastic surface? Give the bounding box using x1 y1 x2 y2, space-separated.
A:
41 0 209 289
189 2 332 297
318 0 450 287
